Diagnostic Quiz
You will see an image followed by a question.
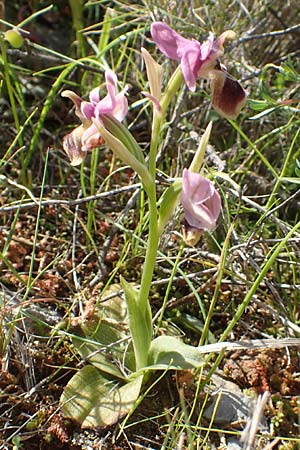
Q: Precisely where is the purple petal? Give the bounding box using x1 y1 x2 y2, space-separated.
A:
81 101 95 120
197 30 236 79
184 203 217 231
180 45 202 91
182 169 214 203
94 70 120 116
181 169 221 231
200 32 214 60
95 93 115 116
151 22 193 61
111 90 128 121
196 33 218 78
96 84 128 121
62 69 128 165
205 188 222 218
89 86 100 103
105 70 118 100
142 91 162 111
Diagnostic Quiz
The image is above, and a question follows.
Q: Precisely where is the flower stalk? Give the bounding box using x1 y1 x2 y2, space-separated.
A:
131 58 186 368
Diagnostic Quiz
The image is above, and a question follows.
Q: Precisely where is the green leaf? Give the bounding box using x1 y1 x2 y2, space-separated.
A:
247 99 272 111
189 121 212 173
72 287 135 378
141 47 163 104
148 335 204 370
121 277 152 369
72 320 130 379
158 180 182 233
60 366 143 428
98 8 112 52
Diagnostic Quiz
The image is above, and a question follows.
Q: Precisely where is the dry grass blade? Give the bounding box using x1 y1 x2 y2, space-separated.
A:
196 338 300 355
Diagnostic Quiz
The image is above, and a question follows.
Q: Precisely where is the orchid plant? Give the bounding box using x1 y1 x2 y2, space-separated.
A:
60 22 246 427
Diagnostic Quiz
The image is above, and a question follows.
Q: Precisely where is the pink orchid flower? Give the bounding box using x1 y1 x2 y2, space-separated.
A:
62 70 128 165
150 22 246 119
181 168 221 231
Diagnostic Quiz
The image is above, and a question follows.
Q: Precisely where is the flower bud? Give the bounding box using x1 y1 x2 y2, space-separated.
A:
181 169 221 232
4 29 23 48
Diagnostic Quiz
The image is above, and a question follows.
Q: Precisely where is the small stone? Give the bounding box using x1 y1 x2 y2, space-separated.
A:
203 389 251 425
226 437 243 449
203 374 252 425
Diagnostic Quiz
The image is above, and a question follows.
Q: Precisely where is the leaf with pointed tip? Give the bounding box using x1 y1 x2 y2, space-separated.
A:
121 277 152 366
158 180 182 233
148 335 204 370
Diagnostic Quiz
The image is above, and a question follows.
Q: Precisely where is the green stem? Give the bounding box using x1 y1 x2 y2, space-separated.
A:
132 66 185 369
134 115 161 369
68 0 86 57
0 36 20 138
266 127 300 210
134 184 159 369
